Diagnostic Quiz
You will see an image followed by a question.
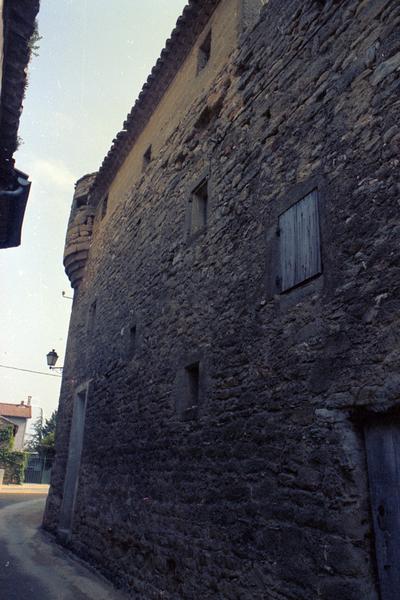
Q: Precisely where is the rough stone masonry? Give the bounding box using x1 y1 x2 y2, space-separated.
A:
44 0 400 598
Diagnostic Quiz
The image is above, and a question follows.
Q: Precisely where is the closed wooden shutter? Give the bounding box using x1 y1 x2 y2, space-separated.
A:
279 190 321 292
364 419 400 600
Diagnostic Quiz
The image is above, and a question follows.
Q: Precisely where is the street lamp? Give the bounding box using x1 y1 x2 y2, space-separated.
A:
46 349 63 372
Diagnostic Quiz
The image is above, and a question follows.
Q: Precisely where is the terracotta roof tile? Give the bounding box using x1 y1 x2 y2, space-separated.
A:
0 402 32 419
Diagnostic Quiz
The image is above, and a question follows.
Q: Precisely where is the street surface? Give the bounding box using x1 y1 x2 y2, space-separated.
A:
0 493 126 599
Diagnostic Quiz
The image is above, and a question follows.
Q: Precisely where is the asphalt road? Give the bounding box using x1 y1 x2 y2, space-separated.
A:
0 494 52 600
0 493 42 510
0 493 126 600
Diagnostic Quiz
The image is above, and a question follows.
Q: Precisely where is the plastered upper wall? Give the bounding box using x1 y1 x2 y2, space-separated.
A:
6 416 27 451
100 0 242 221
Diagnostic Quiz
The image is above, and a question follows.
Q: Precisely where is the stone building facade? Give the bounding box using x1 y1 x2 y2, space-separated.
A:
45 0 400 598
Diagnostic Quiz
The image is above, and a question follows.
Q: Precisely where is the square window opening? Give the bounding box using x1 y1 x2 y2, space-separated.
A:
101 195 108 220
76 197 87 209
143 145 152 171
197 30 212 73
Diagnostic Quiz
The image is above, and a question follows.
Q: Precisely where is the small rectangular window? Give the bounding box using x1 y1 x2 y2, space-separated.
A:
143 145 152 171
197 30 211 73
101 195 108 220
279 190 321 292
175 361 202 420
189 178 208 236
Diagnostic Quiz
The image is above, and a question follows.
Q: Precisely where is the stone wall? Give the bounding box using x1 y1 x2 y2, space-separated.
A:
45 0 400 598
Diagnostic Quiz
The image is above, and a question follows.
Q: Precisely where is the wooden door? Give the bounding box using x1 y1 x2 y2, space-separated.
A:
365 419 400 600
58 385 88 538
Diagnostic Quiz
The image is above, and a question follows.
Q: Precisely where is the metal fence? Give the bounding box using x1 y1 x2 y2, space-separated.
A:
24 453 53 484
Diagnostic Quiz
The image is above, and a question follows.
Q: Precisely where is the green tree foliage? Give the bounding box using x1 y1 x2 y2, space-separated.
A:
0 424 14 450
0 423 26 484
26 410 57 458
28 21 42 58
0 450 27 484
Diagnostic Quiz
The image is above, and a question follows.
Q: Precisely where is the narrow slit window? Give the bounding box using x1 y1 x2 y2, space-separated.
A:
278 189 321 292
143 145 152 171
87 301 97 334
129 324 137 358
197 30 212 73
189 178 208 236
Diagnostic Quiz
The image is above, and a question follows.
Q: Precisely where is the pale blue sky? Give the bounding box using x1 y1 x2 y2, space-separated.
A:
0 0 187 428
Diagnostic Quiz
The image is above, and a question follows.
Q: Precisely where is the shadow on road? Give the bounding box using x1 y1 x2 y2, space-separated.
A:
0 494 127 599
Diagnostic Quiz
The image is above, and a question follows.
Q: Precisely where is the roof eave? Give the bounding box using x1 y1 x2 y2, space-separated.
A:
0 0 40 185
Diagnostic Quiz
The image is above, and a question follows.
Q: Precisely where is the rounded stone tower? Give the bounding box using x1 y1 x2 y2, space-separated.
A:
63 173 97 289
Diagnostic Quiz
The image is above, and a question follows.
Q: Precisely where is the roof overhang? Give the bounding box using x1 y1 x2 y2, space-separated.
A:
0 414 15 426
0 0 39 248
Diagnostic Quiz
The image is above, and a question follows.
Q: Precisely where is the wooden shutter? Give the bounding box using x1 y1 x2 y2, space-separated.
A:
279 190 321 292
364 419 400 600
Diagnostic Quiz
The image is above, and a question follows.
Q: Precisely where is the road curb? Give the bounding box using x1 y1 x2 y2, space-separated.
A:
0 484 49 495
